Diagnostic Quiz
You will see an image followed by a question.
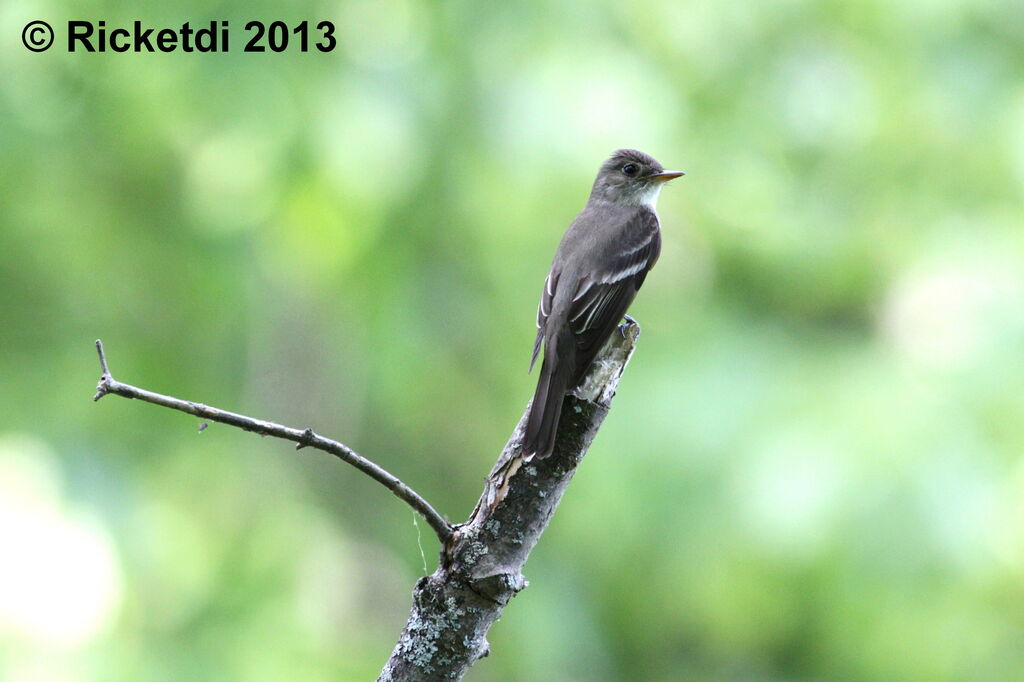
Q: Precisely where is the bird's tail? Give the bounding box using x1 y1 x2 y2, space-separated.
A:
523 330 573 459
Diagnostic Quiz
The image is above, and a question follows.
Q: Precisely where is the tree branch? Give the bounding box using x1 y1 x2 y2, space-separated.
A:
378 321 641 681
91 339 453 544
93 319 640 681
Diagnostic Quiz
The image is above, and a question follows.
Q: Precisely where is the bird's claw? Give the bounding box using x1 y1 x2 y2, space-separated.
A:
619 314 637 338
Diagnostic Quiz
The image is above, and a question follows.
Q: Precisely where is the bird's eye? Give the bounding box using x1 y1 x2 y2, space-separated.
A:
622 163 639 177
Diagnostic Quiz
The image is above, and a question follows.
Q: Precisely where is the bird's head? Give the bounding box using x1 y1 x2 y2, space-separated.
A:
590 149 684 206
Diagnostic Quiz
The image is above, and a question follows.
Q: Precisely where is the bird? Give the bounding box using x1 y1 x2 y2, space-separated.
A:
522 149 683 458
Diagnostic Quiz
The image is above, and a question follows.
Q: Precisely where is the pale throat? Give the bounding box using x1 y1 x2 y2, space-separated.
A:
621 182 664 208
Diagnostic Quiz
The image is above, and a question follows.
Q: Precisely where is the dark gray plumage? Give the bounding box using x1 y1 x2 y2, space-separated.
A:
523 149 683 458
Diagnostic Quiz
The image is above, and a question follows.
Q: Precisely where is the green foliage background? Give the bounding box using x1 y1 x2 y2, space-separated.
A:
3 0 1024 679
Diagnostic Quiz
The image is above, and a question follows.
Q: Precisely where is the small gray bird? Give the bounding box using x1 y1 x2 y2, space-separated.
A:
523 149 683 458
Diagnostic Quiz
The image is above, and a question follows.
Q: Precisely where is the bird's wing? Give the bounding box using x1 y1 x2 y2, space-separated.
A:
566 210 661 375
530 209 661 375
530 268 560 372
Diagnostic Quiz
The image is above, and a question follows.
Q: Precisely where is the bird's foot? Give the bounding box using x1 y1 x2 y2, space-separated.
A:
619 314 637 338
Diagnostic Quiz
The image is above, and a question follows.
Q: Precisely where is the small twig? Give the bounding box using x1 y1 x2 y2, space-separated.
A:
96 339 111 378
92 339 453 544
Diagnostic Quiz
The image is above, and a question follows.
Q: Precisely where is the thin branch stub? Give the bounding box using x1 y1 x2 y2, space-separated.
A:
93 339 113 401
296 428 316 450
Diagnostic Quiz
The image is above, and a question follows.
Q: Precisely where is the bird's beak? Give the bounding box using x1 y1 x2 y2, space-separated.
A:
649 170 685 183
